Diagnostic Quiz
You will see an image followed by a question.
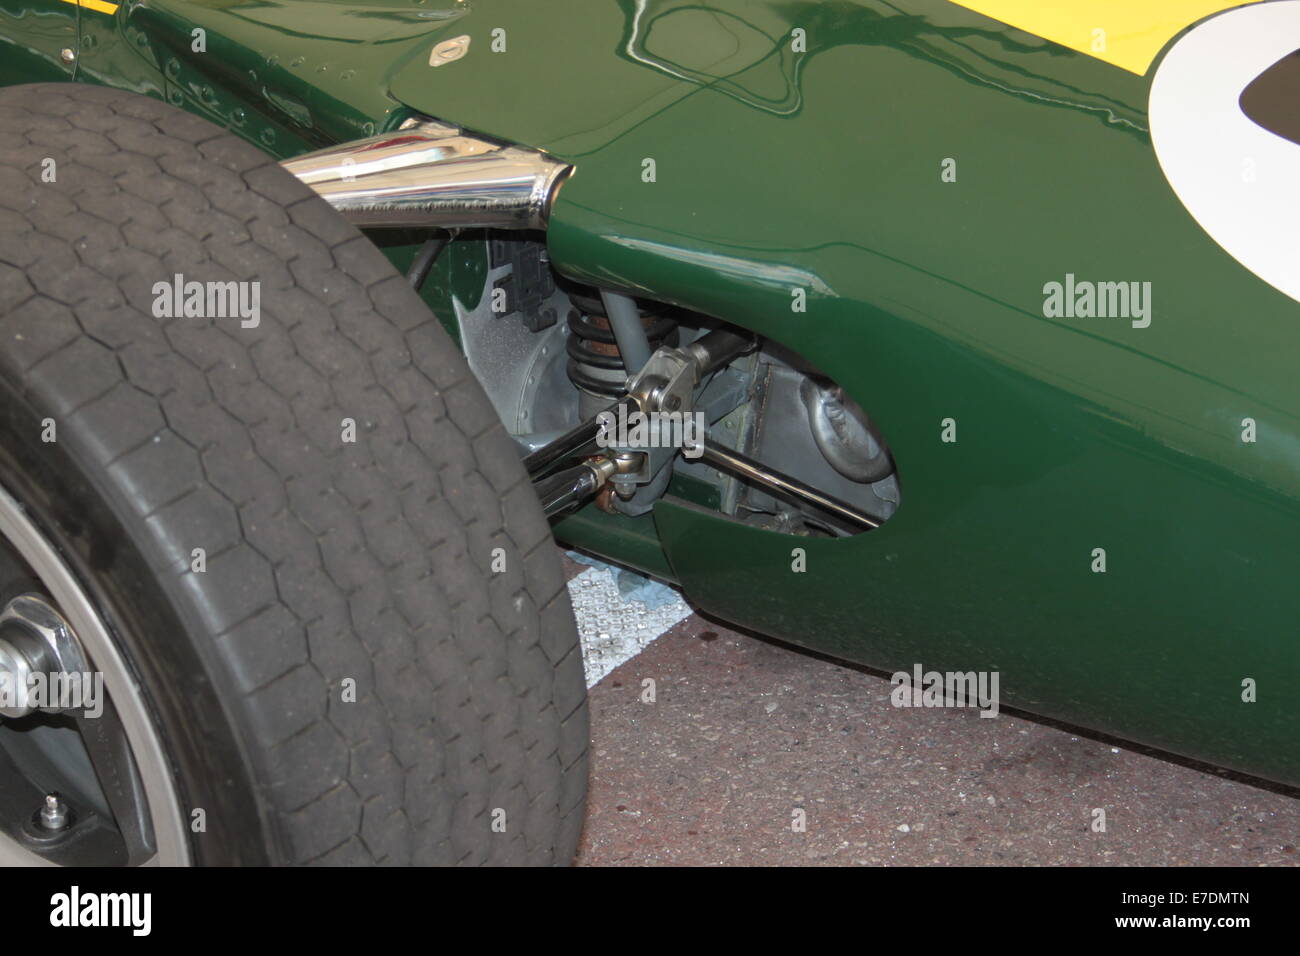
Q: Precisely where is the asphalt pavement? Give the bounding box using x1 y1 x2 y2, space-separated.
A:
562 551 1300 866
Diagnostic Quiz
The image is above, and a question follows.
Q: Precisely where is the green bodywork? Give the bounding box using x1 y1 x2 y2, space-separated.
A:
2 0 1298 787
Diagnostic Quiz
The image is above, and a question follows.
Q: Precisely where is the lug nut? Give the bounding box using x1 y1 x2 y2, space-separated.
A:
0 595 91 718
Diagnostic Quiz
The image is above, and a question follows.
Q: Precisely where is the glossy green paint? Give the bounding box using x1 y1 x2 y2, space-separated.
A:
558 507 676 583
387 1 1300 785
555 471 719 582
69 0 461 155
0 0 76 85
1 1 1296 784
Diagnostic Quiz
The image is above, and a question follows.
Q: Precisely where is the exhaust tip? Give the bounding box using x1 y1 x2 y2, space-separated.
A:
282 121 573 231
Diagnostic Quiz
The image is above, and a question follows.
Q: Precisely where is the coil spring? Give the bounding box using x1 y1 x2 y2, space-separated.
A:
565 308 678 399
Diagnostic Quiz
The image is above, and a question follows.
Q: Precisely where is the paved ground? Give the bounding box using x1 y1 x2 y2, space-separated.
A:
562 553 1300 867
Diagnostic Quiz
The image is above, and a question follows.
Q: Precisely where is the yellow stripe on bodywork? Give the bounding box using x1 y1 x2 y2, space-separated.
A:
948 0 1263 74
57 0 119 15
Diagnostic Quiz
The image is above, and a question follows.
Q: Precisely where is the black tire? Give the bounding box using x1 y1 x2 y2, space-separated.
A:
0 83 588 864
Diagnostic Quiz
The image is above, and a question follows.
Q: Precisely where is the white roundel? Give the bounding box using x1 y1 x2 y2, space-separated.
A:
1149 1 1300 304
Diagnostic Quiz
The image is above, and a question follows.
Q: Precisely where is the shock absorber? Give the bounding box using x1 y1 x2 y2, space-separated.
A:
565 298 678 418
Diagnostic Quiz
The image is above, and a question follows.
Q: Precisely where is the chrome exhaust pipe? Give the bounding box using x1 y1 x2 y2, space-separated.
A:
281 121 572 230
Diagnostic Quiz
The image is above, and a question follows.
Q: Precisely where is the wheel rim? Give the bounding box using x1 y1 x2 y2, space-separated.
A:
0 481 189 866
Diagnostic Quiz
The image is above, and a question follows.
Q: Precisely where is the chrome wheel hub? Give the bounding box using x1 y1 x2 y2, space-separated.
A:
0 482 189 866
0 595 91 719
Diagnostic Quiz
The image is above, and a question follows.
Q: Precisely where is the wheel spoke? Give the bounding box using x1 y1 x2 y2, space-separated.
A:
73 700 156 865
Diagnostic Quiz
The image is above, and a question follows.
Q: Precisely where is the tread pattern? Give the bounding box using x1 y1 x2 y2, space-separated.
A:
0 83 588 865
